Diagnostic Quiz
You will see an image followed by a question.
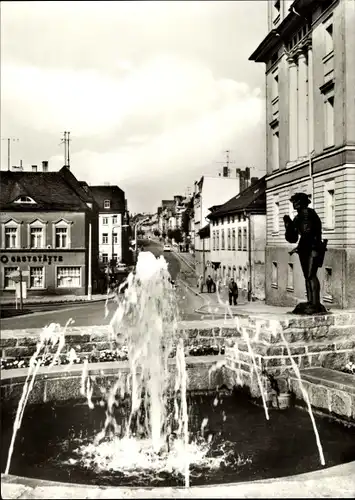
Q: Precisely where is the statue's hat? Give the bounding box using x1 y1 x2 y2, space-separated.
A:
290 192 311 205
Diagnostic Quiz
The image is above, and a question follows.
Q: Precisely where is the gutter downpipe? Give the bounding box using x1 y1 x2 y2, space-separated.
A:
245 210 252 302
307 39 314 203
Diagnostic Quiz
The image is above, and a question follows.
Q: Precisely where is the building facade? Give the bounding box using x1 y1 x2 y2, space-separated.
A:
0 166 99 297
250 0 355 308
89 185 129 271
207 177 267 300
193 168 258 278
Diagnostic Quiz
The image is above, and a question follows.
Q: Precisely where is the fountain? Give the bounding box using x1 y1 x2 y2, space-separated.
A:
1 252 355 498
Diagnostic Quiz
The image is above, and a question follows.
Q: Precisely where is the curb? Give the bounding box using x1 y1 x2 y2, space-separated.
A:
0 297 109 308
177 279 210 306
172 250 197 275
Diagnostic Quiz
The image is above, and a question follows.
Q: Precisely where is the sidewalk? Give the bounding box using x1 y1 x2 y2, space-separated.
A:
0 294 109 306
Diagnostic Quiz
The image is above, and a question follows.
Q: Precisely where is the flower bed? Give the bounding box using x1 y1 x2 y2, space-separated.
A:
0 344 225 371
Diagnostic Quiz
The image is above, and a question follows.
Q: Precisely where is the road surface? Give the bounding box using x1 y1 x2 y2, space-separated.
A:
0 242 203 330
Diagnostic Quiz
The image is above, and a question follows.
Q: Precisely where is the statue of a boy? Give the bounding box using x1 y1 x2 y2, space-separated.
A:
283 192 328 315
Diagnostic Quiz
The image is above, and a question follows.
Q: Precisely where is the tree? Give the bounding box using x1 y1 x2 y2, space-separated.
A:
153 229 161 237
172 228 183 243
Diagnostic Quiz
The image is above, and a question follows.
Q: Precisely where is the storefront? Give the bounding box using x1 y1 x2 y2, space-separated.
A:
0 250 87 297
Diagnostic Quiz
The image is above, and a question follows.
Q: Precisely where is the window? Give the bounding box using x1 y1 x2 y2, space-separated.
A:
238 228 242 250
4 267 17 289
57 267 81 288
102 253 108 264
273 197 280 233
272 129 279 171
53 219 71 249
113 233 118 244
324 181 335 229
113 215 117 224
103 217 109 225
113 253 118 263
287 263 294 291
324 21 334 55
30 227 43 248
55 227 68 248
272 262 278 288
227 229 231 250
14 196 36 204
5 227 18 248
272 71 279 100
232 229 236 250
102 233 109 244
221 229 225 250
227 216 230 224
243 227 247 251
212 231 216 251
323 267 333 301
273 0 280 25
30 267 44 288
324 94 334 147
216 230 220 251
104 200 111 209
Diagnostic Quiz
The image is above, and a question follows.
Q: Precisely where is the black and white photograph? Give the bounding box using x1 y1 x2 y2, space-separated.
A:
1 0 355 498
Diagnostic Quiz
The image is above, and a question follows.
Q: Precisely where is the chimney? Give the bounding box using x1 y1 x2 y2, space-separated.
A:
32 165 38 173
223 166 229 177
251 176 259 186
42 161 48 172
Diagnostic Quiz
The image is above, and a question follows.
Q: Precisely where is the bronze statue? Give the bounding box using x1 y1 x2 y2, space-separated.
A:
283 192 328 315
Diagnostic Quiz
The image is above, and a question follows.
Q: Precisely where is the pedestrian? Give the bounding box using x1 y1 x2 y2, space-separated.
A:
206 275 213 293
228 278 238 306
197 274 204 293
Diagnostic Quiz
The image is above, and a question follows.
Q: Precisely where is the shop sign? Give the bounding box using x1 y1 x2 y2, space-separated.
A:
0 254 64 265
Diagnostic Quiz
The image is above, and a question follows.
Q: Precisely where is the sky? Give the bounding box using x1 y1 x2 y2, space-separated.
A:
1 0 268 214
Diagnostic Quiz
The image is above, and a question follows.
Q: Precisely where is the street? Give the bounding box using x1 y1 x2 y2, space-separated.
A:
0 242 204 330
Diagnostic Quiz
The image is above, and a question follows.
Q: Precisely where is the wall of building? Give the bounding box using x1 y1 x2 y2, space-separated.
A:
0 211 87 249
194 176 241 255
209 213 266 298
98 213 123 265
0 210 100 296
262 0 355 309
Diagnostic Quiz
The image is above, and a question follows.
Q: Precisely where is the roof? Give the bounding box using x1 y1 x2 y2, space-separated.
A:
249 0 316 63
161 200 175 209
207 176 266 219
89 185 126 212
198 224 210 239
0 167 93 211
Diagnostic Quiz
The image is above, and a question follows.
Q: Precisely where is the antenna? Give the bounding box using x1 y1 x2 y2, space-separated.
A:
59 131 71 168
216 149 236 176
67 131 71 169
1 137 19 171
59 132 67 166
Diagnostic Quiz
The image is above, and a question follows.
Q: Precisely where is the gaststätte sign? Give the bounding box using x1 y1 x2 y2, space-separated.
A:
0 254 64 265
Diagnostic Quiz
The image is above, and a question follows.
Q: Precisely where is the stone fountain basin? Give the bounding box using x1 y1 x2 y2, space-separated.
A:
1 356 355 498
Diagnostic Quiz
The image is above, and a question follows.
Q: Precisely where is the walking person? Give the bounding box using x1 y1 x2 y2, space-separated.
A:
228 278 238 306
206 275 213 293
197 274 204 293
